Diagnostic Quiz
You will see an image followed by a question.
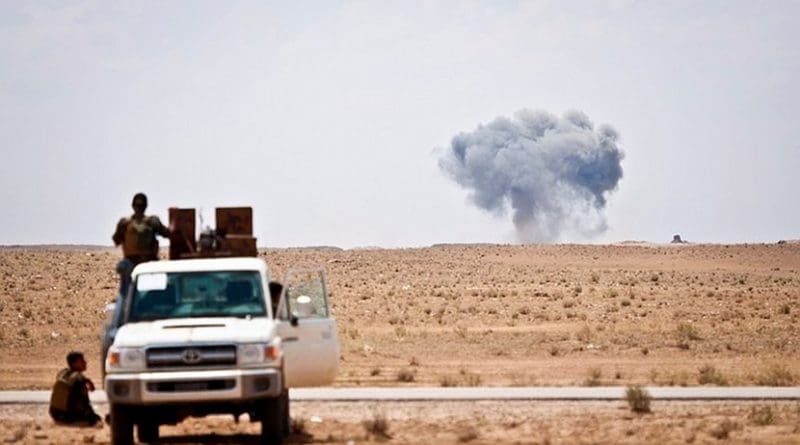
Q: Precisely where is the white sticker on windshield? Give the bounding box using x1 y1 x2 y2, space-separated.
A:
136 273 167 291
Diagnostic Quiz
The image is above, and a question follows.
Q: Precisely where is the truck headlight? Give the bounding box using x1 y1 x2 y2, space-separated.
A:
107 347 146 371
238 340 281 365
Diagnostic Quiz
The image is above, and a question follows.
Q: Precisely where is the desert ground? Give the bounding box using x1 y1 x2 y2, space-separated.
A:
2 400 800 444
1 243 799 443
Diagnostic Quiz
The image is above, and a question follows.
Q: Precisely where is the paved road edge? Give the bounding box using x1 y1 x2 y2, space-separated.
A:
1 387 799 404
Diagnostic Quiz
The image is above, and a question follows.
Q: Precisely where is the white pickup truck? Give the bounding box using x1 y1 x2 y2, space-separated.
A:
102 257 340 445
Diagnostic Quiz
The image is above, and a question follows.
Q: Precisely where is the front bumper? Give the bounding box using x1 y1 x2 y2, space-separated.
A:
105 368 282 404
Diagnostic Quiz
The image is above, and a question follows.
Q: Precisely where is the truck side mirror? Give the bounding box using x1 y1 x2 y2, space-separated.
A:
294 295 315 317
289 295 314 327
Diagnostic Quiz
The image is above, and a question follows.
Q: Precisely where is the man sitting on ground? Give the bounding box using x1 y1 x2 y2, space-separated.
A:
49 351 102 426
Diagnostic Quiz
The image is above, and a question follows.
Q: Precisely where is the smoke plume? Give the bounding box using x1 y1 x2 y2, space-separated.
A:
438 109 624 243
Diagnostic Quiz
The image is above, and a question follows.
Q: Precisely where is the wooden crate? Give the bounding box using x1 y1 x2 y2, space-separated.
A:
169 207 196 260
220 235 258 257
216 207 252 236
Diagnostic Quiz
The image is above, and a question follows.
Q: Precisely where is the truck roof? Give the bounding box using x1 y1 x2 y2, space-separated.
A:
131 257 268 276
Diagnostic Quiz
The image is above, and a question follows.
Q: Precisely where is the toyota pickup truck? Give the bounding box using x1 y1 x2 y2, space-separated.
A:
102 257 339 445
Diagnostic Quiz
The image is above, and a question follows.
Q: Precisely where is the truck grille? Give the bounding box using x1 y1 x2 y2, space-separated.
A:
146 345 237 368
146 379 236 393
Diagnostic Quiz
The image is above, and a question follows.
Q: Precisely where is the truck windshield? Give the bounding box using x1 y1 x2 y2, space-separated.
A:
128 271 266 322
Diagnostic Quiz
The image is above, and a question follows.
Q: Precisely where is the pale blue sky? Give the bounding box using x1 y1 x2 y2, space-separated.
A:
1 1 798 247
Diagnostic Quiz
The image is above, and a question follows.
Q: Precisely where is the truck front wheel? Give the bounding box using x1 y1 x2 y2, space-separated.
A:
137 420 160 443
260 396 284 444
109 404 134 445
281 389 290 436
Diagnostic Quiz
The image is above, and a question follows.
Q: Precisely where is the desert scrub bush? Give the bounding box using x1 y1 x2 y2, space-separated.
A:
676 322 701 348
584 368 602 387
625 385 651 413
370 367 381 376
290 417 308 434
396 368 415 382
362 411 391 439
756 364 796 386
454 325 468 338
698 365 729 386
457 428 479 443
779 303 791 315
748 406 776 426
460 368 482 386
709 419 738 440
576 325 592 342
439 375 459 387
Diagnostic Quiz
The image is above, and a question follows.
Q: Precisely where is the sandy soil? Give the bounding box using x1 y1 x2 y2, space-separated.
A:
2 400 800 444
1 243 798 389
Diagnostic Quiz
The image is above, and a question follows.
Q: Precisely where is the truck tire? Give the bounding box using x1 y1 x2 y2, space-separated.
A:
137 420 159 444
281 389 290 436
110 404 134 445
260 396 284 445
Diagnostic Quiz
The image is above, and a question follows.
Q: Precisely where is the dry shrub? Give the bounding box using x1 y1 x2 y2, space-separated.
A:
698 365 728 386
676 322 701 348
756 364 795 386
440 370 482 387
709 419 738 440
463 373 482 387
576 325 592 342
749 406 776 426
362 411 391 440
457 428 479 442
584 368 602 387
396 368 415 382
625 386 651 413
290 417 307 434
439 375 459 387
459 368 482 386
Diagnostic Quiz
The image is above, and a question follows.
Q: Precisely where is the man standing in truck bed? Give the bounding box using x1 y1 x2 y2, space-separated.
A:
112 192 170 295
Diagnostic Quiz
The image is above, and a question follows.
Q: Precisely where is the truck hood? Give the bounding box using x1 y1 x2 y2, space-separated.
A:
113 317 277 348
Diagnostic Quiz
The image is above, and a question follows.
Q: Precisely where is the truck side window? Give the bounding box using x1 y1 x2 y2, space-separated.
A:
283 270 328 319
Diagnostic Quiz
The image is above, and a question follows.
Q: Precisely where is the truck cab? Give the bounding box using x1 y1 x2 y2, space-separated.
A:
102 256 339 445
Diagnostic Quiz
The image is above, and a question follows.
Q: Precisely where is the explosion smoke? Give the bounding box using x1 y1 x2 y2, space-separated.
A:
438 109 624 242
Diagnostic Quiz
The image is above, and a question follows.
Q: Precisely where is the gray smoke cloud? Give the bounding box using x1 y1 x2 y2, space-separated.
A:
438 109 624 243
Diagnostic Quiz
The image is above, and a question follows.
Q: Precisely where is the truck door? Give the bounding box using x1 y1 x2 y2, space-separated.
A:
275 267 340 387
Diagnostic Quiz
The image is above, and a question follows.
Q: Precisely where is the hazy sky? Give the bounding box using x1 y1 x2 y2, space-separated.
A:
1 1 798 247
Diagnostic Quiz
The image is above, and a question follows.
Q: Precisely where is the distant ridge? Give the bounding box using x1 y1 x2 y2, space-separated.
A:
430 243 504 248
0 244 113 250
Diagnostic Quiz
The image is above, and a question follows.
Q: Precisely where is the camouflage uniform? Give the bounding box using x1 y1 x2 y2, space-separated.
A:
112 215 170 295
49 368 101 425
